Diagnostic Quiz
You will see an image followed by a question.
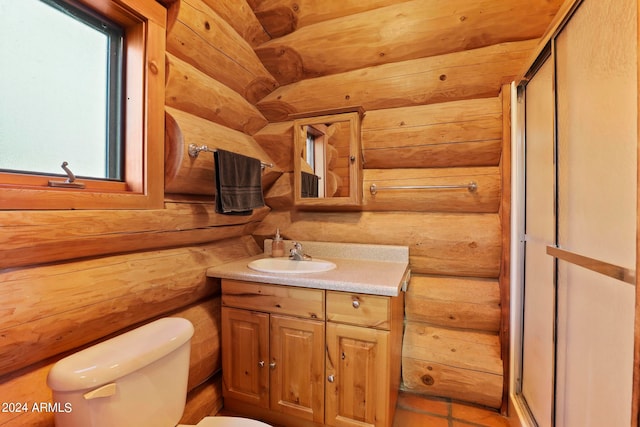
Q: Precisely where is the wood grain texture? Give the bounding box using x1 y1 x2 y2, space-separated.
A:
0 362 53 426
362 98 502 169
547 246 636 285
325 323 391 427
256 210 501 277
256 40 538 122
405 275 500 332
221 307 270 408
363 167 501 213
166 53 268 135
269 315 325 423
402 322 502 408
180 374 224 424
0 202 269 269
164 107 279 195
0 237 261 377
499 84 512 413
326 291 391 330
166 0 277 103
183 298 223 390
252 121 295 171
252 0 406 37
0 0 166 211
222 279 325 320
256 0 563 84
264 173 294 210
200 0 270 47
1 0 567 416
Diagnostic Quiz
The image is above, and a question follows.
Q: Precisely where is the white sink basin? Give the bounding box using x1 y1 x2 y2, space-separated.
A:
248 257 336 274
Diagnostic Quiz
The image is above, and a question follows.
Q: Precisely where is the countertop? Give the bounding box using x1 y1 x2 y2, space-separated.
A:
206 240 410 297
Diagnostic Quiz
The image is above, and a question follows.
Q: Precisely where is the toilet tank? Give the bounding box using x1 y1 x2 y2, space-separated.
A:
47 317 194 427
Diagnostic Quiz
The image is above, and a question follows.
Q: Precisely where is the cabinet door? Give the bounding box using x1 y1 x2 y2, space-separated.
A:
221 307 269 408
326 323 389 427
269 315 325 424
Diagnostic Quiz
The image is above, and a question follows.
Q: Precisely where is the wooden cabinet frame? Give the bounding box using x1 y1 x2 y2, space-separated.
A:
221 279 403 427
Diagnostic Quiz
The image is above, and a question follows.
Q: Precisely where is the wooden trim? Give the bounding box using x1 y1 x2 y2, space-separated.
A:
634 2 640 422
0 204 269 269
0 0 166 210
288 106 366 120
499 84 513 414
546 246 636 286
293 111 362 208
0 172 128 191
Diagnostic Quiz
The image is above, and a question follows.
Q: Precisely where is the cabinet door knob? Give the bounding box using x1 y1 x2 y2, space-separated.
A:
352 300 360 309
258 360 265 368
269 361 277 369
327 375 335 383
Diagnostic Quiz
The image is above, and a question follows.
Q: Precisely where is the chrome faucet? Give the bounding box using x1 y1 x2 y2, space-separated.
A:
289 242 312 261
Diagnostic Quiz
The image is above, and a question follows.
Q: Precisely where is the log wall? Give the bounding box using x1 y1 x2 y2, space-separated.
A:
0 0 277 425
250 0 564 411
255 96 509 406
0 1 564 425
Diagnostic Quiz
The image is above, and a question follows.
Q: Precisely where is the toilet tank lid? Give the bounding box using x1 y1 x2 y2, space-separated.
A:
47 317 194 392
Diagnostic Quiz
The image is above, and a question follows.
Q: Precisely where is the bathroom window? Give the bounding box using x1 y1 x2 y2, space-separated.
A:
0 0 123 180
0 0 166 209
305 132 316 172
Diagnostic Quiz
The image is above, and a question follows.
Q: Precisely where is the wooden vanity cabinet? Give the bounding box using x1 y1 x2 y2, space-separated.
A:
221 280 325 424
325 291 403 427
221 307 270 408
326 323 389 427
270 314 325 422
221 279 403 427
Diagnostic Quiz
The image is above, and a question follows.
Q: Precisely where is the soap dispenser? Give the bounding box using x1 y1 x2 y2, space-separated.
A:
271 228 285 257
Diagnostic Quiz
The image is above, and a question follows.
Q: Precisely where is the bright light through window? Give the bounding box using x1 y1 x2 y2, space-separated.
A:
0 0 123 180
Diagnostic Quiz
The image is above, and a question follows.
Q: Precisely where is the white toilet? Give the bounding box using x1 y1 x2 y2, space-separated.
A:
47 317 270 427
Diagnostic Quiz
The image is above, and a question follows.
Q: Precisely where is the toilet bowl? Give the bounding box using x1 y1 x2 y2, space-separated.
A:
47 318 271 427
178 416 270 427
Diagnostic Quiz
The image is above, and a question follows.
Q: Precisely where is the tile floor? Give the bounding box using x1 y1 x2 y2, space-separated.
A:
219 391 513 427
393 391 512 427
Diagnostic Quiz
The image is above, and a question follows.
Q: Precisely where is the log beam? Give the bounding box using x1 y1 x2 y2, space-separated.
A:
0 203 268 269
362 98 502 169
166 53 268 135
402 322 503 408
255 0 562 85
252 0 406 38
200 0 270 47
256 40 538 122
252 121 295 171
165 107 280 195
167 0 277 103
255 210 501 277
264 173 295 210
0 237 261 377
405 275 501 332
180 374 224 424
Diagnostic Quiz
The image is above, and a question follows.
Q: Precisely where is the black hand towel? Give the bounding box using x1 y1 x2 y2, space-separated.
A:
301 171 319 198
214 149 265 215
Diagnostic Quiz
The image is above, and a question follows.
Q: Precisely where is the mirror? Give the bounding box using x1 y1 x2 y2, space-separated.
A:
293 110 363 207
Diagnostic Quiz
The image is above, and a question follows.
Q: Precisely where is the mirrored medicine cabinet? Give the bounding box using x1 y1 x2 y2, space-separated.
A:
292 108 363 208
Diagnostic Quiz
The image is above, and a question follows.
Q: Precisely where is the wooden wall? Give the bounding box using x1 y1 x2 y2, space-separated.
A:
0 0 278 425
249 0 564 411
0 1 564 426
